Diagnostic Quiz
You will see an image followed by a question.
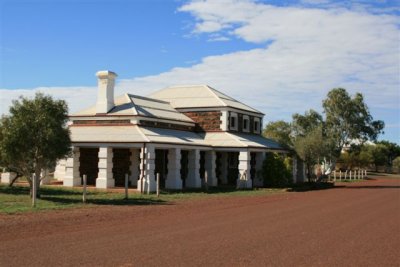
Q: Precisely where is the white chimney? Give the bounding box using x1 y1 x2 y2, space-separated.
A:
95 70 117 114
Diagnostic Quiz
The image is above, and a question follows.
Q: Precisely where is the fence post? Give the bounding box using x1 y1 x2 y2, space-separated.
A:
339 170 342 181
156 173 160 197
333 170 336 182
32 174 37 208
82 175 87 203
125 174 129 200
204 171 209 192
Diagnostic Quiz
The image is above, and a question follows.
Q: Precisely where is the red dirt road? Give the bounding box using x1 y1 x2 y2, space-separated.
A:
1 176 399 267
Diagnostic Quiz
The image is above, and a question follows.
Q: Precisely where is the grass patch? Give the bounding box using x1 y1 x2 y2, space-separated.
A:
0 184 285 214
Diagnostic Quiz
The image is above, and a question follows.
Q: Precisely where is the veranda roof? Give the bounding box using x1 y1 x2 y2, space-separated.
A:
200 132 283 150
70 125 283 149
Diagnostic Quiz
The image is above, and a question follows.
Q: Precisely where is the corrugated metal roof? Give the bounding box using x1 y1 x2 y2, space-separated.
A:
70 125 148 143
139 127 208 146
200 132 283 149
71 94 194 123
149 85 263 114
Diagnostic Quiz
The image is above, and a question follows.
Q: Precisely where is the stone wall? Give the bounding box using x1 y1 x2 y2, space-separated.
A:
183 111 222 132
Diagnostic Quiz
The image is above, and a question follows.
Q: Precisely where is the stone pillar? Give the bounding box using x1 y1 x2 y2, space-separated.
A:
165 148 182 189
292 156 298 184
40 169 51 185
205 150 217 187
96 147 115 189
129 149 140 186
64 147 81 187
138 145 156 193
54 159 66 181
187 149 201 188
1 172 17 185
237 150 251 189
253 152 265 187
220 152 228 184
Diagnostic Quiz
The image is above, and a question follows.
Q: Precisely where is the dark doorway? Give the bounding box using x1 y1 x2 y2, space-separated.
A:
79 147 99 186
227 152 239 185
155 149 168 188
200 151 205 180
250 152 256 180
181 150 189 188
216 152 222 184
113 148 131 187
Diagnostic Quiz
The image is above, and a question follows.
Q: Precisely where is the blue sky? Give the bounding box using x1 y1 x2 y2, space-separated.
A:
0 0 399 143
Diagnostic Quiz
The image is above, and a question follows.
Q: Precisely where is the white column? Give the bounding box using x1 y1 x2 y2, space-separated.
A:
205 150 217 186
1 172 17 184
64 147 81 187
96 147 115 188
237 150 251 189
165 148 182 189
253 152 265 187
54 159 66 181
129 148 140 186
138 145 156 192
220 152 228 184
187 149 201 188
292 156 298 184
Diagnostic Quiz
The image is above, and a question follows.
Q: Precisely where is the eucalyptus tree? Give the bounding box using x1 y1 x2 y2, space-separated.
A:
0 93 71 203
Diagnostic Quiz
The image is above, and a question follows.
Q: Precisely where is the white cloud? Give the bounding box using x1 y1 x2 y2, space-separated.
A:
0 0 399 140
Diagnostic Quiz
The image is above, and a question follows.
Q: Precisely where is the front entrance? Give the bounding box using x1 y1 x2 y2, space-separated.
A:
112 148 131 187
79 147 99 185
180 150 189 188
227 152 239 185
155 149 168 188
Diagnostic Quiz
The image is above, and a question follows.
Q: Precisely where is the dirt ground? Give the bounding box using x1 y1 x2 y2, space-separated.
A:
1 175 399 267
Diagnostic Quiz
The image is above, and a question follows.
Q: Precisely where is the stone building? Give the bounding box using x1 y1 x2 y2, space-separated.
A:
56 70 294 192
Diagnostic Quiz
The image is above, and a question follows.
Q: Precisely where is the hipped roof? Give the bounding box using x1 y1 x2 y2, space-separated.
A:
149 85 263 114
72 94 194 123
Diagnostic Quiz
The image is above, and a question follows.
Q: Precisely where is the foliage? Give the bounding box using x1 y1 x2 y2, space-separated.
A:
323 88 384 157
262 153 291 187
263 120 292 148
375 140 400 165
292 109 323 138
392 157 400 174
262 88 385 179
0 93 71 193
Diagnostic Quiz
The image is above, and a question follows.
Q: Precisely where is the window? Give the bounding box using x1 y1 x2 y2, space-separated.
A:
254 118 261 133
230 112 238 131
243 115 250 132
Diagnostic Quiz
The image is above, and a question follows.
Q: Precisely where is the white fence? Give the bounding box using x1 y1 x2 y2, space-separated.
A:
328 169 367 182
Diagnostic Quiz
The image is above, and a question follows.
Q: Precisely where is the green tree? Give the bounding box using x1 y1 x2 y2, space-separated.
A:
392 156 400 174
263 120 292 148
292 109 323 137
370 144 389 171
262 152 291 187
293 126 330 181
0 93 71 200
375 140 400 165
323 88 384 157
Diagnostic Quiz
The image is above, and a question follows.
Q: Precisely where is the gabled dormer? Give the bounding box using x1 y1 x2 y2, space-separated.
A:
149 85 264 135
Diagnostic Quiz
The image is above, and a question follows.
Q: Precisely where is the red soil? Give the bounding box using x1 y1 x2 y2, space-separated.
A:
1 175 399 267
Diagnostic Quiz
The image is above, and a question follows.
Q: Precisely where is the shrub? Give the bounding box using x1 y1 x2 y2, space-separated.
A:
262 153 291 187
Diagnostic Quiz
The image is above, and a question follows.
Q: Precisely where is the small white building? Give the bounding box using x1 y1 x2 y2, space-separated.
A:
58 70 290 191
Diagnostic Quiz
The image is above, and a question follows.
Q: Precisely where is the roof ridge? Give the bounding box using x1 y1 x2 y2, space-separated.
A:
124 93 138 116
206 85 227 106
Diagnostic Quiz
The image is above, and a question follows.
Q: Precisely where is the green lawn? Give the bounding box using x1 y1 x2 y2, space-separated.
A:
0 184 285 214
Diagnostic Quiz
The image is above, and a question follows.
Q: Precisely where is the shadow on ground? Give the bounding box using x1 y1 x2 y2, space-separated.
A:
39 195 168 206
